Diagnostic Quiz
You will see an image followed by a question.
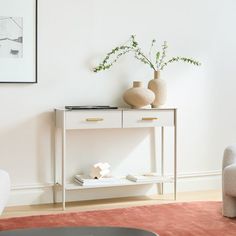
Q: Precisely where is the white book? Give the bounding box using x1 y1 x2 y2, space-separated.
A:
74 175 122 186
75 175 120 182
74 178 122 186
126 174 163 182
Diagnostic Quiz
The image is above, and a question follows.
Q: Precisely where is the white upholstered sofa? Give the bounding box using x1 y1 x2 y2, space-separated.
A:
0 169 10 215
222 145 236 217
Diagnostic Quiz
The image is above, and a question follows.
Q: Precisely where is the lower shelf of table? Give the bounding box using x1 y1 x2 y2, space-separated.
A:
56 177 174 190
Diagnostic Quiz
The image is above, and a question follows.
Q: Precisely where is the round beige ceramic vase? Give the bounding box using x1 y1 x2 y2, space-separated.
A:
148 70 167 108
123 81 155 109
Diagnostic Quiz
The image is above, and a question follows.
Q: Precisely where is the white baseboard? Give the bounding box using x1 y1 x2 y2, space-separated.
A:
7 170 221 207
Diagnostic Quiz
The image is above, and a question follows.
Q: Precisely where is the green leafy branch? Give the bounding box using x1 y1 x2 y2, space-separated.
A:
160 56 201 70
93 35 201 73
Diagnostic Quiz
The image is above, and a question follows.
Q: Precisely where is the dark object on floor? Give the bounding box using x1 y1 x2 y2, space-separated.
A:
0 227 157 236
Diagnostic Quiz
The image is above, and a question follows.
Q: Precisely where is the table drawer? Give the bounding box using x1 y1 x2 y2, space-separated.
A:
66 110 122 129
123 110 174 128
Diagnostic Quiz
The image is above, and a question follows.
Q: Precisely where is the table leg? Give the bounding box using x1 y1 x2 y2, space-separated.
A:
174 109 177 200
160 126 164 195
53 127 57 204
62 114 66 210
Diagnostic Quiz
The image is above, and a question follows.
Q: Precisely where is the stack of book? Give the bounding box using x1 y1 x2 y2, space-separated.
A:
126 174 163 183
74 175 122 186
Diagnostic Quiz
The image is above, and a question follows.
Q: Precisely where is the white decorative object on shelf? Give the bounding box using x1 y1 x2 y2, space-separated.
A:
90 162 111 179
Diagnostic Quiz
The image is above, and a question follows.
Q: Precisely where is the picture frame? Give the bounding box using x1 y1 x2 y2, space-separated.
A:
0 0 37 83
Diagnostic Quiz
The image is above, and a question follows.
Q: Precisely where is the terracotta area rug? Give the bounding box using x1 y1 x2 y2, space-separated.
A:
0 201 236 236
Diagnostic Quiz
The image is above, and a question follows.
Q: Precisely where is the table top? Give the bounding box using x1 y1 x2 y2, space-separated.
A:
0 226 158 236
55 107 177 111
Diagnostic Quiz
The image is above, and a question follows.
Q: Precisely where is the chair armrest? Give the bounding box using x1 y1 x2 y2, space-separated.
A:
223 145 236 170
0 170 10 215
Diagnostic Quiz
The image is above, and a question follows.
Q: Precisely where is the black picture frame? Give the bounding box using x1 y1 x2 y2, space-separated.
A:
0 0 38 83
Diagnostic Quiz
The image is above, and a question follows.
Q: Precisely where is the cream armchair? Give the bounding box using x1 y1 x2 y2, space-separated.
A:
222 145 236 217
0 169 10 215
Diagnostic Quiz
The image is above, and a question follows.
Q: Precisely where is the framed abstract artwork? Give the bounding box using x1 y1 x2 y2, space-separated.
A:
0 0 37 83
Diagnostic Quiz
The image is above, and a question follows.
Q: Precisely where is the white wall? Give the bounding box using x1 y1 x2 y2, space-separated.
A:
1 0 236 206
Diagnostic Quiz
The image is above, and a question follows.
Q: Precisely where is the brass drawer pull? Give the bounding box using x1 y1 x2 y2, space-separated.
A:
86 118 104 122
142 117 159 121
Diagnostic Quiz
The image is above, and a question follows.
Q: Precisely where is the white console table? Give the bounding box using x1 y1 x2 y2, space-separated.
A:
55 108 177 210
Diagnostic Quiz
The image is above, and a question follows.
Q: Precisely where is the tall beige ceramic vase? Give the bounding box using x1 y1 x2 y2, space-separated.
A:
148 70 167 108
